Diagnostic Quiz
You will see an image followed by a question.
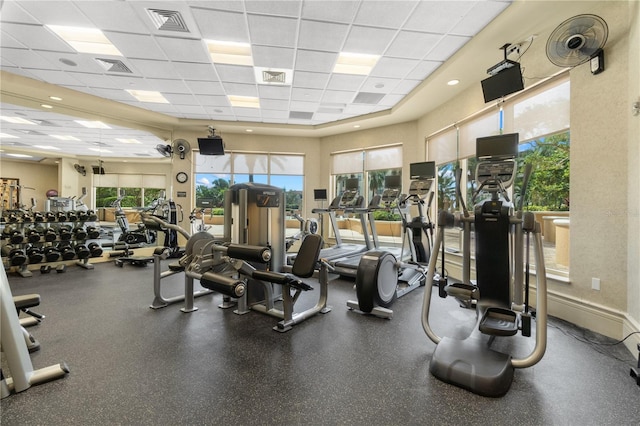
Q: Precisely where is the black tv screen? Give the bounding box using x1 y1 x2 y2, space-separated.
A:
345 178 359 191
197 137 224 155
476 133 519 159
481 63 524 103
313 189 327 201
384 174 402 189
409 161 435 179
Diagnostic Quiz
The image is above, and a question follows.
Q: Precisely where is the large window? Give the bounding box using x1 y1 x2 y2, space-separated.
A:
94 174 166 209
427 75 570 276
194 152 304 212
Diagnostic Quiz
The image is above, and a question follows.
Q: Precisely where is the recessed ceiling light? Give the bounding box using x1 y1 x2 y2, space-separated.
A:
46 25 122 56
41 104 53 109
89 148 112 153
50 134 81 141
228 95 260 108
353 125 361 128
75 120 111 129
116 138 141 144
0 116 37 125
7 153 33 158
333 52 380 75
126 89 169 103
245 129 253 132
34 145 61 150
447 79 460 86
59 58 78 67
206 40 253 66
49 96 63 101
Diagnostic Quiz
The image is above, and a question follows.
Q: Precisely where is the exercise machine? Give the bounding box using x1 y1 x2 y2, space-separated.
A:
112 190 156 245
308 178 370 262
1 268 69 398
421 133 548 397
346 163 435 318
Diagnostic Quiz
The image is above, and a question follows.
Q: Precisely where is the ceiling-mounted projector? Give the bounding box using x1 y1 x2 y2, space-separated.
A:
487 59 518 76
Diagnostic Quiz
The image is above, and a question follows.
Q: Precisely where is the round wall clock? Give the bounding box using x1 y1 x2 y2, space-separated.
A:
176 172 188 183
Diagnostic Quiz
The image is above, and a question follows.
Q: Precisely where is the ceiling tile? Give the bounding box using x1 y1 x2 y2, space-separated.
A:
17 68 83 86
1 48 58 69
247 14 299 48
371 57 419 79
221 82 258 97
106 33 168 61
292 70 330 90
191 8 249 42
326 74 366 91
0 32 28 49
257 85 290 100
354 1 418 28
426 35 470 62
406 60 442 80
391 79 421 95
146 78 191 94
294 50 336 74
298 20 349 52
175 105 207 115
128 58 179 79
342 25 397 55
252 46 295 69
404 1 475 33
194 95 229 107
260 99 290 111
321 90 354 104
1 23 75 52
154 35 210 63
385 31 443 59
0 2 40 24
74 1 148 33
450 2 511 37
301 1 359 23
62 71 116 88
184 80 225 95
291 87 323 102
15 1 92 27
173 61 217 81
261 109 289 120
215 64 255 84
245 1 301 17
360 76 397 93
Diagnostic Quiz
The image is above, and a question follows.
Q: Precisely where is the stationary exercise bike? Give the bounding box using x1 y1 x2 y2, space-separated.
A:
112 190 156 245
421 133 548 397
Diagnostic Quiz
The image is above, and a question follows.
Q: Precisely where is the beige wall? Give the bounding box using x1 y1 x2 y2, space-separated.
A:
1 160 57 210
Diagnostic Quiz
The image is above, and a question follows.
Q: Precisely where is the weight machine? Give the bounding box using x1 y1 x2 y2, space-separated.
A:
421 133 548 397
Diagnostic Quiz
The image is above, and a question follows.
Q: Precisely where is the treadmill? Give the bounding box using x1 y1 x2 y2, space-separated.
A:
305 178 370 262
332 175 405 277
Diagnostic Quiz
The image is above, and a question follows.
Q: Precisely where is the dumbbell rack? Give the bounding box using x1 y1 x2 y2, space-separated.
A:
1 210 103 277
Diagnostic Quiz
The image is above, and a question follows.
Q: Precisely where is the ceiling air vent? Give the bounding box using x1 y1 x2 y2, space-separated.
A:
353 92 385 104
263 70 286 84
146 9 189 32
95 58 132 73
289 111 314 120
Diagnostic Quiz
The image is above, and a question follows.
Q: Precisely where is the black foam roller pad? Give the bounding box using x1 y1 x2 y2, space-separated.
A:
200 272 246 298
226 244 271 263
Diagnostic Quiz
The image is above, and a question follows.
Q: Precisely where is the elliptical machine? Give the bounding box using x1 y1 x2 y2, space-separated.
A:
421 133 548 397
347 162 435 319
112 190 156 245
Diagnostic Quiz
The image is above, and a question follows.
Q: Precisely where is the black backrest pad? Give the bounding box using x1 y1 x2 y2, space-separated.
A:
292 234 323 278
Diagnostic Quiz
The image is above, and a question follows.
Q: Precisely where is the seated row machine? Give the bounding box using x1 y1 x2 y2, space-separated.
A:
421 133 548 397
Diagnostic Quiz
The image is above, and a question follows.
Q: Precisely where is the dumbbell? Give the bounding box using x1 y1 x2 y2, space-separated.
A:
26 228 42 243
6 212 19 223
58 226 72 241
2 245 27 266
67 210 78 222
86 226 101 239
73 226 87 240
22 213 33 223
45 211 57 222
88 242 103 257
87 210 98 221
77 210 89 221
56 211 68 222
9 230 25 244
33 211 45 222
44 247 61 262
58 243 76 260
26 245 44 264
74 244 90 259
44 228 57 242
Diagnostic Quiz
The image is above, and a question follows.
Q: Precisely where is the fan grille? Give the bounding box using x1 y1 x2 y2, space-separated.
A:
546 14 608 67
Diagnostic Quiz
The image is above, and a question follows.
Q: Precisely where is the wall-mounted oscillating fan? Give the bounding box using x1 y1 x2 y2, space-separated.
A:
155 144 173 158
173 139 190 160
74 163 86 176
546 14 608 68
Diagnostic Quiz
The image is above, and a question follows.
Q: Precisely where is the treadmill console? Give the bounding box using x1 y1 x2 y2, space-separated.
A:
408 179 432 198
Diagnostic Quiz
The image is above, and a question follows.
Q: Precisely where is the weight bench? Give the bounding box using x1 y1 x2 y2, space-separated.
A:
13 294 44 353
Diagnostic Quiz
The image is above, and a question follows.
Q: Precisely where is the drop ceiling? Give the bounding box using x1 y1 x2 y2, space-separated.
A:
0 0 590 160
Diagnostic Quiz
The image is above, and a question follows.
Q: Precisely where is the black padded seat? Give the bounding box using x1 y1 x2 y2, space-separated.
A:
14 294 41 310
168 262 185 272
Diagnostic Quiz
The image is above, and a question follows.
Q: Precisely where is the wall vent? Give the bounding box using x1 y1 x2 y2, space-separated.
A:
146 9 189 32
